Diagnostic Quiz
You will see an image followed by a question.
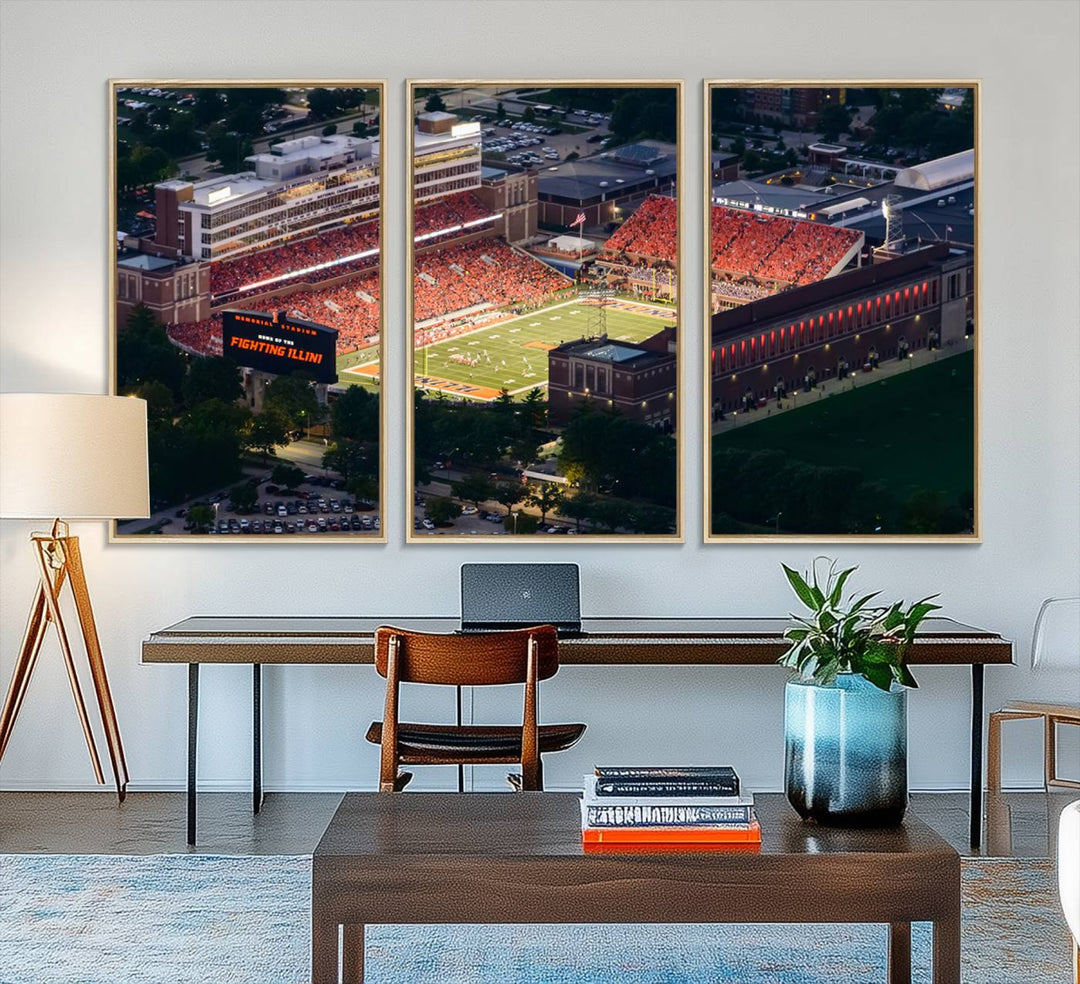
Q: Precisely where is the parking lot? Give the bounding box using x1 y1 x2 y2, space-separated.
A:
477 110 611 169
171 478 380 537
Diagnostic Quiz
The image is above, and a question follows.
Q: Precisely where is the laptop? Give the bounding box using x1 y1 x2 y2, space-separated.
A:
460 563 582 636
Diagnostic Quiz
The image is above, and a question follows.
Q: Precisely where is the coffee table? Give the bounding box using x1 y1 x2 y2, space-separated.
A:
311 792 960 984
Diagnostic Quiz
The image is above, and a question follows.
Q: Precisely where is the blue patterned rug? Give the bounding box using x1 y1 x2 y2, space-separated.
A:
0 854 1070 983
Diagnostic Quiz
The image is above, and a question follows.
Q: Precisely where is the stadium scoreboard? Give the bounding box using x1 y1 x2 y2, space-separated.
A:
222 310 338 384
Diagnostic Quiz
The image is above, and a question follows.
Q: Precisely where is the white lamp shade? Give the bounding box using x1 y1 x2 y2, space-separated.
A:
0 393 150 520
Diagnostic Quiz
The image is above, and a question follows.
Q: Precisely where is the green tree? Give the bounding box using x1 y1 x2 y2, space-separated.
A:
263 374 320 432
505 511 538 534
523 106 536 123
330 385 378 441
117 304 187 397
204 125 253 172
527 484 566 525
322 123 338 136
560 491 598 532
818 103 852 142
496 101 506 121
134 380 175 420
425 496 462 526
352 120 369 137
306 88 340 119
183 356 242 408
271 462 305 490
424 92 447 113
229 480 259 513
246 407 290 458
452 473 495 510
493 482 526 517
742 149 761 173
193 90 225 126
187 503 214 531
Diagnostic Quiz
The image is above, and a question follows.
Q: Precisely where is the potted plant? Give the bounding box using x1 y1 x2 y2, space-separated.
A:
779 559 940 826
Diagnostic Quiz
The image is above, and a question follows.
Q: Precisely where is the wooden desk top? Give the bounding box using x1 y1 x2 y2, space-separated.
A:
142 616 1013 666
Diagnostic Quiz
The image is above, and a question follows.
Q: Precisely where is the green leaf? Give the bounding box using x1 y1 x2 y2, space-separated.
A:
829 566 856 607
895 664 919 689
782 564 818 610
863 663 894 692
849 591 881 613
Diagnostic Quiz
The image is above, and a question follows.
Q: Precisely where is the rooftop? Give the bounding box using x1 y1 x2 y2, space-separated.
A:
117 253 177 273
539 144 677 203
246 133 372 168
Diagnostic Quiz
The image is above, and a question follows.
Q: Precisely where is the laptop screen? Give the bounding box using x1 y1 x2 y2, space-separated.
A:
460 563 581 630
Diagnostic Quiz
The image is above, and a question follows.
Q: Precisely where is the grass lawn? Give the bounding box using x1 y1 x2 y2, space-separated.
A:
714 350 975 503
407 297 676 400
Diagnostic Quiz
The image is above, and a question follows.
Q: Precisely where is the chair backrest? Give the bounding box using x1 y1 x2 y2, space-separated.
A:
1031 597 1080 672
374 625 560 686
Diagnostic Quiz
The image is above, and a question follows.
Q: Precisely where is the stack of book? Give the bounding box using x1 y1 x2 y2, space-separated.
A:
581 766 760 848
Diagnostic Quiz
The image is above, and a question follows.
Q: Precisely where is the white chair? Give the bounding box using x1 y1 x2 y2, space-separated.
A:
988 598 1080 791
1059 799 1080 983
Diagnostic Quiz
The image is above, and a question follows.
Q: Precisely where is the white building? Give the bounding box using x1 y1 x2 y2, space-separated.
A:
155 134 380 262
412 111 482 203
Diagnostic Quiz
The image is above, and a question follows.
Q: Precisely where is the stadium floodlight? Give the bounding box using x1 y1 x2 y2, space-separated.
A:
239 249 379 294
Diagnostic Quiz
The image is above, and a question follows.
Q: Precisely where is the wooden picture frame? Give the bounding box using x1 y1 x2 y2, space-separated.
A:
108 79 387 542
703 80 980 543
406 80 683 543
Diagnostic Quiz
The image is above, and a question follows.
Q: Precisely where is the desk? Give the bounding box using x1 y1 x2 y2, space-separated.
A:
311 791 961 984
141 616 1012 846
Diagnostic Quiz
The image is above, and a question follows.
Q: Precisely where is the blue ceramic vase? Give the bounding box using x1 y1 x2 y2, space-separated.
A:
784 672 908 826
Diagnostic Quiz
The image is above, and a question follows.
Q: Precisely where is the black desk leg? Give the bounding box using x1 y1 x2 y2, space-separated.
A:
253 663 263 814
456 684 464 793
187 663 199 847
969 663 984 849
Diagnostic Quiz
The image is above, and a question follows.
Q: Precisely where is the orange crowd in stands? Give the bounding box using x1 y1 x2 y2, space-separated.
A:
169 271 381 358
413 239 569 323
414 192 493 245
209 221 380 297
711 205 861 286
603 195 677 266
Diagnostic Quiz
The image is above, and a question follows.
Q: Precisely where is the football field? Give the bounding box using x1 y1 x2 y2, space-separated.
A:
344 296 675 400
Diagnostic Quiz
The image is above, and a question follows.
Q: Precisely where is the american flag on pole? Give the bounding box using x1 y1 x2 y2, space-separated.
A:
946 225 953 233
569 212 586 228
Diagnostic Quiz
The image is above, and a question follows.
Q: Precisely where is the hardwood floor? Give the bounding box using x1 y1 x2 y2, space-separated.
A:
0 789 1074 857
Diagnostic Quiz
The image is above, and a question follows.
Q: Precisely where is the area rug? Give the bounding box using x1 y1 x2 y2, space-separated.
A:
0 854 1070 983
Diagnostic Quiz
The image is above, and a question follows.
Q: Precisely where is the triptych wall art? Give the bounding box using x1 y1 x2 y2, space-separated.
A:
109 79 977 543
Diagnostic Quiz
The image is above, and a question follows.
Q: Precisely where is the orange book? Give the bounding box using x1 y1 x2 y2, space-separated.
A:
582 818 761 846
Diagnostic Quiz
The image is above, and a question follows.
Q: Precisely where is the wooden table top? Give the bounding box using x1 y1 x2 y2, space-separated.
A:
314 791 956 862
142 615 1013 666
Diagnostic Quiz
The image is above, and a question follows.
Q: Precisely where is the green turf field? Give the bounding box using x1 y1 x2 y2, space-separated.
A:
714 350 975 503
335 345 381 390
408 297 676 400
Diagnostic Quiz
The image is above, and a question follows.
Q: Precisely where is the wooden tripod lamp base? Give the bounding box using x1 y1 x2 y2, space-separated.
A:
0 392 150 800
0 520 130 801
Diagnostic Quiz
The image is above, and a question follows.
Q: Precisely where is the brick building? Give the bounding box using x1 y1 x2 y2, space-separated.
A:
548 326 676 430
710 243 974 415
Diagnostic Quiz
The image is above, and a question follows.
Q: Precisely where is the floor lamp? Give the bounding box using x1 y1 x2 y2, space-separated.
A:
0 393 149 801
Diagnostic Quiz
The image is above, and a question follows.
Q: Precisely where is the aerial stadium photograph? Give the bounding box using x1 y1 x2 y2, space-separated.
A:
704 83 978 540
403 81 682 539
110 81 384 539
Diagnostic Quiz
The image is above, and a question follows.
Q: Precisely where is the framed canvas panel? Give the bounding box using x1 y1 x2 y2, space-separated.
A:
109 80 386 542
406 80 683 542
703 81 980 542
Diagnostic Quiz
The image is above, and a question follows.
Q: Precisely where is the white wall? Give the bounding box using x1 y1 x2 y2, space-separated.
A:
1 0 1077 795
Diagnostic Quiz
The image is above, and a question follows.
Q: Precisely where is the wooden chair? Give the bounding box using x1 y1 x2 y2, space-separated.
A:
365 625 586 792
987 598 1080 793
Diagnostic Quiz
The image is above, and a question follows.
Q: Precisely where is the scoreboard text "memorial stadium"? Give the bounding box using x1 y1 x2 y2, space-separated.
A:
222 310 338 384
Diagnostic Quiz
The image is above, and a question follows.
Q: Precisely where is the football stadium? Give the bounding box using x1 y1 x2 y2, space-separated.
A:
402 108 679 411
